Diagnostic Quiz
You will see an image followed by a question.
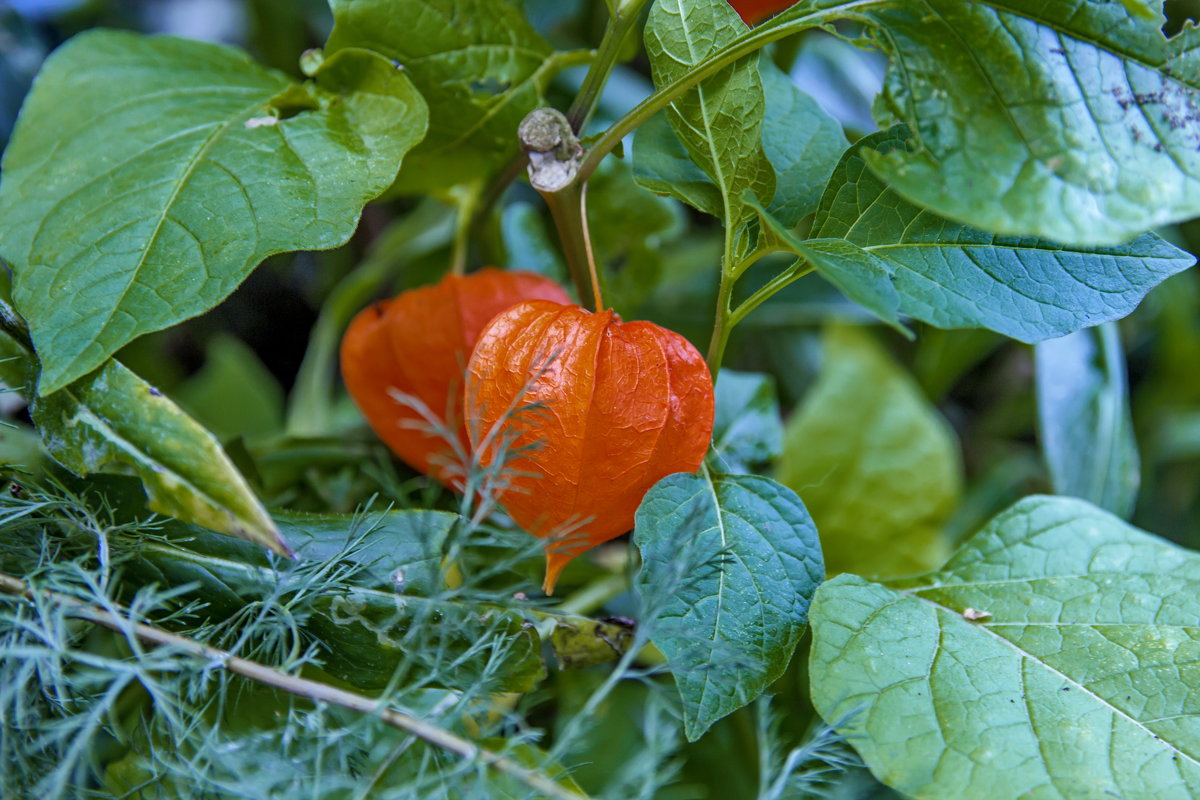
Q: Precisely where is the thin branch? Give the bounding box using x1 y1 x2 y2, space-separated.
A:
0 572 588 800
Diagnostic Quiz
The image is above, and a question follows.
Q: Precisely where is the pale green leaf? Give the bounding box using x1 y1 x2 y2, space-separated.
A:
1036 323 1140 518
33 358 287 556
635 470 824 741
0 32 427 394
778 324 960 578
857 0 1200 245
757 127 1194 343
644 0 774 227
327 0 568 194
810 495 1200 799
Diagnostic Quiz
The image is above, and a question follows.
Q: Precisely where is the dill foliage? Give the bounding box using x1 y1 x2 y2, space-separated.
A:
0 467 855 799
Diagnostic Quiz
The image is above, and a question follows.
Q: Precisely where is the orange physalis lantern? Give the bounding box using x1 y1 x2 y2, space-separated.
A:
340 268 570 487
464 300 715 593
727 0 798 24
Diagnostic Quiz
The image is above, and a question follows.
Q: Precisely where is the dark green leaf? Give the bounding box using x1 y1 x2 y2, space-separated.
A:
173 335 284 442
0 32 428 394
501 201 567 283
711 369 784 473
758 127 1195 343
644 0 774 228
1036 323 1140 518
857 0 1200 245
631 110 723 218
585 157 684 313
778 324 960 578
810 495 1200 799
327 0 569 194
759 57 848 226
634 470 823 741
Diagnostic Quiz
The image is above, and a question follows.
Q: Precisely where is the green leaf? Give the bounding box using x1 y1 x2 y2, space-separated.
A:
634 470 824 741
123 514 547 693
777 324 960 578
810 495 1200 800
1036 323 1140 518
711 369 784 473
32 356 288 556
758 57 848 226
0 31 427 394
326 0 568 194
855 0 1200 245
633 54 844 226
758 127 1195 343
644 0 774 229
173 335 284 442
631 110 723 217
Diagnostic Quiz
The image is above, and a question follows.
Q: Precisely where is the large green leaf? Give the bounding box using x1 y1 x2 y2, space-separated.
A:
853 0 1200 245
32 356 288 556
711 369 784 473
327 0 569 194
633 54 843 226
1036 323 1140 518
0 31 427 394
810 495 1200 800
759 127 1195 343
777 324 960 578
634 470 824 741
644 0 774 230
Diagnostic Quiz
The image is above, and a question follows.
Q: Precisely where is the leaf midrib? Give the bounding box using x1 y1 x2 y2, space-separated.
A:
70 98 268 389
908 591 1200 770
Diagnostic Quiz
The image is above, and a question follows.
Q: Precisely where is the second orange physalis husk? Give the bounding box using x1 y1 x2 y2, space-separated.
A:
464 300 715 593
340 268 570 488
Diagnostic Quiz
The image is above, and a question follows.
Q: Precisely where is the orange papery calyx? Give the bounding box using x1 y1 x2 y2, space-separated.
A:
340 268 571 488
464 300 716 594
727 0 798 24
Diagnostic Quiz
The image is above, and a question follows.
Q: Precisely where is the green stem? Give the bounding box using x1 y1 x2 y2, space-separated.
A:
556 572 628 617
576 0 881 182
284 202 454 437
543 182 600 311
565 2 644 133
706 272 736 378
729 261 814 328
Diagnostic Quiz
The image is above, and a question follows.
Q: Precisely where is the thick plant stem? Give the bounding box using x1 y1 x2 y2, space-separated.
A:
0 571 588 800
576 0 882 182
544 181 600 311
